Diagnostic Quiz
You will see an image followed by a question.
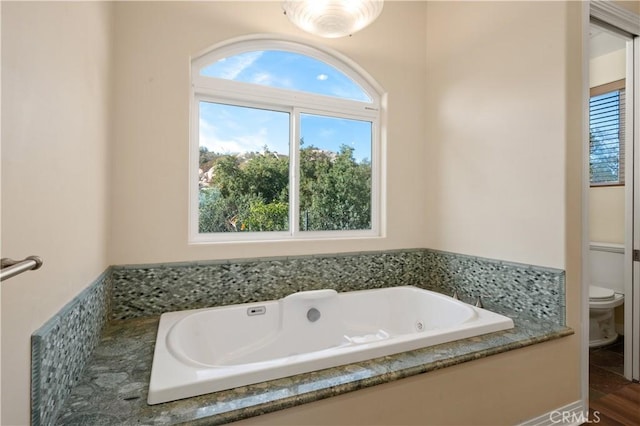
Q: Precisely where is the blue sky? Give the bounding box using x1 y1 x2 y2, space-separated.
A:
199 50 372 162
200 50 370 102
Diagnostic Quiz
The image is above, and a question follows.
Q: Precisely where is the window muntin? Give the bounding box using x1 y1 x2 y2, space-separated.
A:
200 50 371 102
190 37 383 242
589 81 625 186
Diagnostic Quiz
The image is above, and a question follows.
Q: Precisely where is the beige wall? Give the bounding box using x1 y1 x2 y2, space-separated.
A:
240 2 583 424
109 1 427 265
423 0 583 420
590 186 625 243
234 337 580 425
1 2 113 424
423 1 572 270
589 48 627 244
615 0 640 15
590 48 626 87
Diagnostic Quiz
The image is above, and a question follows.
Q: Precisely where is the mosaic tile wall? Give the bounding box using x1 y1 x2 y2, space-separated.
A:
423 249 566 324
110 249 428 320
111 248 565 324
31 270 111 426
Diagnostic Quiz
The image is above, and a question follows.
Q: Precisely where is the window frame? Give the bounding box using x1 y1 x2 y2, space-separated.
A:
189 36 386 243
589 79 626 187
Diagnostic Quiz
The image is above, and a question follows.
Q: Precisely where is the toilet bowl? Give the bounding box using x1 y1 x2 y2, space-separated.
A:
589 285 624 348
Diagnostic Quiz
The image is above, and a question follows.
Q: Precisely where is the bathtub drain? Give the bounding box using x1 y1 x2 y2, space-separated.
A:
307 308 321 322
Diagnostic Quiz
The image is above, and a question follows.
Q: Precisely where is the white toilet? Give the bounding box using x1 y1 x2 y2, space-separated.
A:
589 242 625 348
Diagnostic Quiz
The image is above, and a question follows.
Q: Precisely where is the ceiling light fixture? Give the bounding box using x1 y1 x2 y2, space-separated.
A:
282 0 384 39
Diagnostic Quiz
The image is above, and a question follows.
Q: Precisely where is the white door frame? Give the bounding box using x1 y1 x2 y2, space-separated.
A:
584 0 640 412
630 31 640 383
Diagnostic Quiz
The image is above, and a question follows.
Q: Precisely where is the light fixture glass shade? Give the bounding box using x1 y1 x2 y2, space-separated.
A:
282 0 384 38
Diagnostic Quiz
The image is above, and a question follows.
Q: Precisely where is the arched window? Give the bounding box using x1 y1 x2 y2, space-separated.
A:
190 36 385 242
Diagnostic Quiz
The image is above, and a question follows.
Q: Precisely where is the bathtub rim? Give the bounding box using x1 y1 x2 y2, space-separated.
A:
148 286 514 405
164 286 480 369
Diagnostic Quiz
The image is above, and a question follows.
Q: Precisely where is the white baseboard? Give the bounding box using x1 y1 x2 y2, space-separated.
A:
518 400 587 426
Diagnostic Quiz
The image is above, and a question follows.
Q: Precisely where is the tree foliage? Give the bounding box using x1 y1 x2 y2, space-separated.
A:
589 131 621 183
299 145 370 230
199 144 371 233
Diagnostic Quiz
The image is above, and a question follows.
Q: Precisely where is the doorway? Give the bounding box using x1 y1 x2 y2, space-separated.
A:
585 2 640 416
588 19 632 377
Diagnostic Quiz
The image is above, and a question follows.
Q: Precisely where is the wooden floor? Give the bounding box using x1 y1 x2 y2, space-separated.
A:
587 338 640 425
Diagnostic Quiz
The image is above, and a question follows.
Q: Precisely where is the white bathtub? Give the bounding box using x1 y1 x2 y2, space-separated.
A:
147 286 514 405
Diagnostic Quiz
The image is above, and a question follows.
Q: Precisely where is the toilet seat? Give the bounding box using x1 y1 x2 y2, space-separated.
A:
589 285 615 301
589 285 624 309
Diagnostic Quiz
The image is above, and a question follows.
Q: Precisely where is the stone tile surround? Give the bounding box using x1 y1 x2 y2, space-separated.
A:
31 270 111 426
110 249 427 321
55 314 573 425
32 248 565 425
111 248 565 324
423 249 565 324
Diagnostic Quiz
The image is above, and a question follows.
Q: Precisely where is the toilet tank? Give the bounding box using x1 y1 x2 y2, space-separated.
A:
589 242 625 294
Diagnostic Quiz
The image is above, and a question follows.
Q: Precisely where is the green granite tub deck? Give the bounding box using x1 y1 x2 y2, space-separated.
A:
33 249 567 425
55 310 573 425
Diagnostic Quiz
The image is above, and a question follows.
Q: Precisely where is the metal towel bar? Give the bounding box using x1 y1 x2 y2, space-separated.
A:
0 256 43 282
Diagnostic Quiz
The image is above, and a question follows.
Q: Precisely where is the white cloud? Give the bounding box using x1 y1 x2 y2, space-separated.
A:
215 51 263 80
251 72 295 90
199 118 270 154
251 72 274 86
328 84 370 102
319 127 335 139
317 74 328 81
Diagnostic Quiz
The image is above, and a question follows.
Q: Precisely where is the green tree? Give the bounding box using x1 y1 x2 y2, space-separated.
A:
590 130 620 183
300 145 371 231
243 200 289 231
199 144 371 233
199 146 222 172
213 155 244 199
241 149 289 203
199 187 234 232
200 148 290 232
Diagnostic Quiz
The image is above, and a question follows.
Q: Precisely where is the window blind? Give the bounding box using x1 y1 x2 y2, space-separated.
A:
589 83 625 185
